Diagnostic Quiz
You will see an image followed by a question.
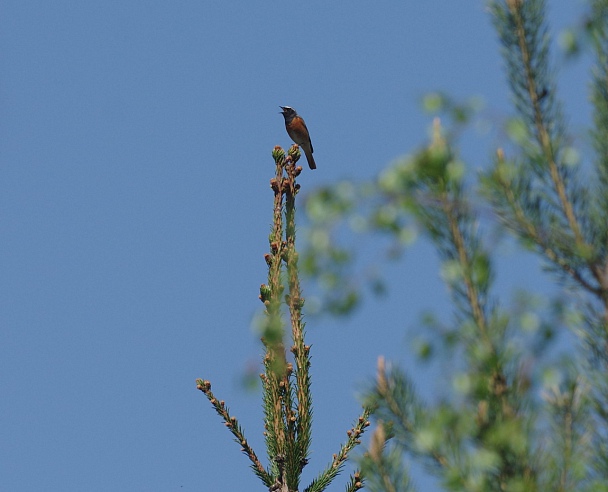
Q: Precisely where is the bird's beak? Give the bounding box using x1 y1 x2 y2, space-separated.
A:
279 106 286 113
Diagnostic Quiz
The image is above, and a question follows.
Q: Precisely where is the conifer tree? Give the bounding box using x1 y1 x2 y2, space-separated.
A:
302 1 608 490
197 146 370 492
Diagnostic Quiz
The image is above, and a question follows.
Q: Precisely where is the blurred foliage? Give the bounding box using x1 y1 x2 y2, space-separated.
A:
301 1 608 490
302 91 486 316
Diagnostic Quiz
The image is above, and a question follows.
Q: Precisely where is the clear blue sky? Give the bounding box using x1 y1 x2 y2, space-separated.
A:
1 2 588 491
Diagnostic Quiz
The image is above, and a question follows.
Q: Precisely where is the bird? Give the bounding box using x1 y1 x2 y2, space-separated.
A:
279 106 316 170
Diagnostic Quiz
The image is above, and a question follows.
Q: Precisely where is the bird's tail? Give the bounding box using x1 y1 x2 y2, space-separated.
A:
304 149 316 170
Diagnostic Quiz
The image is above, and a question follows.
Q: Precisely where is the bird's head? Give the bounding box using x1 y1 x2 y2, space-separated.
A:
280 106 297 122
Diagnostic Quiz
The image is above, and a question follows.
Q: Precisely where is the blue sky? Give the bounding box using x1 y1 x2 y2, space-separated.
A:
1 2 589 491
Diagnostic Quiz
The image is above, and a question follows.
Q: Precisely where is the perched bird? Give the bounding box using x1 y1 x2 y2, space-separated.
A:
279 106 316 170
